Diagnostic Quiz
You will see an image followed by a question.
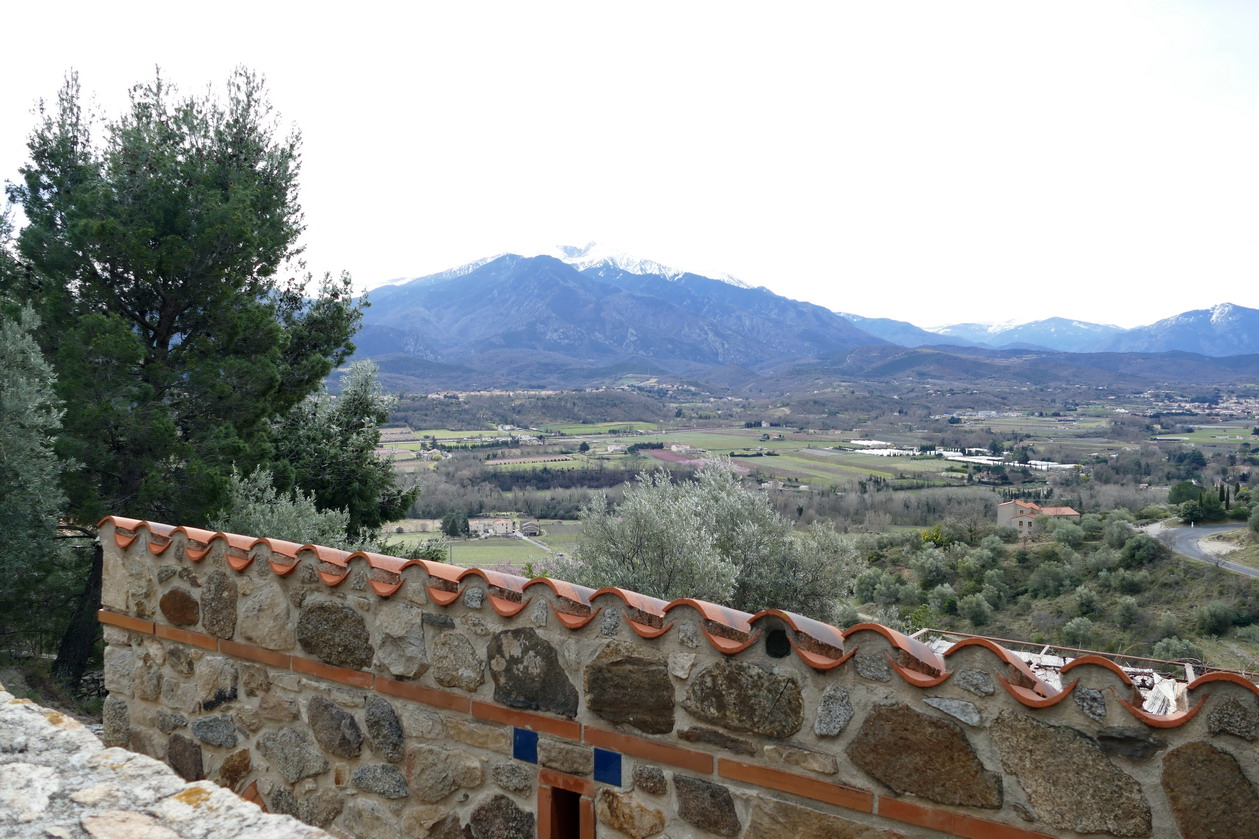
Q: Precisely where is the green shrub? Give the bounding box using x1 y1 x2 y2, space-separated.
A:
1196 600 1236 636
1151 636 1202 663
1061 617 1094 647
958 594 993 626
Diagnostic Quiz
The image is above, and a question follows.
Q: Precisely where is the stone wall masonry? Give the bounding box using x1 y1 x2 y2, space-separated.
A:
99 517 1259 839
0 679 329 839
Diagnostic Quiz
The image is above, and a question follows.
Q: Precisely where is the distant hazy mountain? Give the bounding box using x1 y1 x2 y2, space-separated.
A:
837 313 980 348
358 247 1259 391
927 317 1124 352
357 247 885 387
1095 303 1259 356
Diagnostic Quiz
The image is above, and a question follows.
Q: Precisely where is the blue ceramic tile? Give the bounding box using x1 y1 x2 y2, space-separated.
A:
513 728 538 764
593 748 622 786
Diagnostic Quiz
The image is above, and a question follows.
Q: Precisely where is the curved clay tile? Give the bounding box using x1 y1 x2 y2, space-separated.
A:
461 567 529 594
593 587 669 616
524 578 601 629
218 532 257 552
524 576 597 606
1186 670 1259 697
998 676 1078 708
944 636 1056 697
99 514 143 531
459 568 532 617
258 538 305 559
890 659 951 688
98 516 144 549
591 588 673 638
846 622 946 676
173 525 218 561
354 552 415 575
752 609 850 670
665 599 758 654
1113 690 1208 728
750 609 845 650
138 521 178 554
348 552 421 597
665 598 753 634
1060 655 1135 686
402 558 464 606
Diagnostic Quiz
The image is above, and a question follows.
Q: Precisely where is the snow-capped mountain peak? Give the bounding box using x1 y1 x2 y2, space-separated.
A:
1210 302 1240 324
530 242 751 288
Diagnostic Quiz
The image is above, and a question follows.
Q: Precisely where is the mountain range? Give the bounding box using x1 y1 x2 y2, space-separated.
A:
354 245 1259 391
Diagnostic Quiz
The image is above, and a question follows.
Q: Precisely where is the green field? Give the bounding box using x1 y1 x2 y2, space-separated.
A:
540 421 660 435
377 535 552 567
1166 425 1257 447
410 428 503 440
488 459 585 471
534 522 583 555
448 538 551 566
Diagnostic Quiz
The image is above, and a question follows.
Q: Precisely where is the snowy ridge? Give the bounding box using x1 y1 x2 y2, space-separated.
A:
1210 302 1240 324
531 242 751 288
376 255 503 288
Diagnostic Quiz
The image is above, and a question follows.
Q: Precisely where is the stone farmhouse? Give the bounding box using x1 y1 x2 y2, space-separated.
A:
996 499 1081 537
96 515 1259 838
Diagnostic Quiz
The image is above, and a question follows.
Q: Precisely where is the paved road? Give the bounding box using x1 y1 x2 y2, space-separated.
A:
1148 523 1259 579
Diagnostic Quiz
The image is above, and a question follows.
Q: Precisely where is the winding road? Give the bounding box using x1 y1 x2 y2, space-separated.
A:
1147 523 1259 579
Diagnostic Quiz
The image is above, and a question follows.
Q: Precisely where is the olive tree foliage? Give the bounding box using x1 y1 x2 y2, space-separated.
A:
210 467 354 551
0 300 81 648
559 465 860 622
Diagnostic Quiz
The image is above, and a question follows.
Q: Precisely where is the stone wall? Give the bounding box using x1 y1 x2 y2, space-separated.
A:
99 516 1259 839
0 678 328 838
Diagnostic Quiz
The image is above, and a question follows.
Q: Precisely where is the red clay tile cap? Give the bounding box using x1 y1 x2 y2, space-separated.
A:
751 608 846 652
523 576 598 608
944 636 1058 698
1060 655 1135 686
846 622 946 676
591 587 670 617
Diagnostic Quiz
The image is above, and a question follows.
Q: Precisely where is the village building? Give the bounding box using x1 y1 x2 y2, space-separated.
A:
996 499 1081 535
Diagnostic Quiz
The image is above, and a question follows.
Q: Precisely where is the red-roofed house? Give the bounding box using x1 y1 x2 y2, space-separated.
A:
997 499 1080 535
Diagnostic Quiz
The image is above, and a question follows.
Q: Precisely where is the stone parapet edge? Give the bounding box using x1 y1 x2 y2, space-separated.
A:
99 608 1055 839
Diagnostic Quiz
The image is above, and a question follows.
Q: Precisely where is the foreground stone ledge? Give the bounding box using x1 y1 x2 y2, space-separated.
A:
0 683 328 839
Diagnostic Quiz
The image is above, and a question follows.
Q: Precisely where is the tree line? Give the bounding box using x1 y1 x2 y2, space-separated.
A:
0 69 412 685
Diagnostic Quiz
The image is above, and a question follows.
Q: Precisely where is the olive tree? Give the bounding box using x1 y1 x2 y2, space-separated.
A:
559 465 859 622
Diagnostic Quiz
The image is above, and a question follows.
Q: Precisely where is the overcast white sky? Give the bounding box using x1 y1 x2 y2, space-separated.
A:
5 1 1259 328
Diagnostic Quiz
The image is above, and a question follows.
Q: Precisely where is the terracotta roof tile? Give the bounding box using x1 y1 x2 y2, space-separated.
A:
96 516 1259 716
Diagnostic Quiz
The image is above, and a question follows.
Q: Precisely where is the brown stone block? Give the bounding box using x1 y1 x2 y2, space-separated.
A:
847 704 1001 809
681 659 803 739
596 789 666 839
448 718 511 754
584 640 675 734
159 587 200 626
1162 741 1259 839
538 738 593 776
674 775 740 837
990 710 1151 837
748 796 906 839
